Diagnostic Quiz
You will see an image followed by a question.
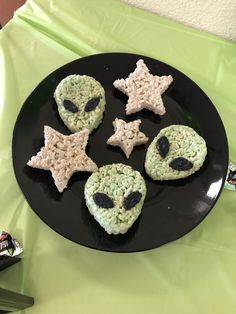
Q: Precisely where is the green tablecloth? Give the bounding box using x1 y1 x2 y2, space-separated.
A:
1 0 236 313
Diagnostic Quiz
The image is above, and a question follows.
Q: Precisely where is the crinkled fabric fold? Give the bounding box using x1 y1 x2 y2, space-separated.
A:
0 0 236 313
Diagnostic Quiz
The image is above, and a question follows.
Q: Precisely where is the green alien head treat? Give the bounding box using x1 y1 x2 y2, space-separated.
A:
84 163 147 235
145 125 207 180
54 74 106 133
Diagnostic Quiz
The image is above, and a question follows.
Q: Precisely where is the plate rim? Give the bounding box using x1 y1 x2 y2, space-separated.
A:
11 52 229 252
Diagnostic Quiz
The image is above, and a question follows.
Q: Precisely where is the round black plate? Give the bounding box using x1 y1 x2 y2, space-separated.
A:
12 53 228 252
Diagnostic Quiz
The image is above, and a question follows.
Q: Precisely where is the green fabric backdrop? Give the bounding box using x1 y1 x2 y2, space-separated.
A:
0 0 236 313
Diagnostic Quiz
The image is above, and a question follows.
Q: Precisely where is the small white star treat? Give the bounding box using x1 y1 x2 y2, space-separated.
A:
107 118 148 158
113 59 173 115
27 126 97 192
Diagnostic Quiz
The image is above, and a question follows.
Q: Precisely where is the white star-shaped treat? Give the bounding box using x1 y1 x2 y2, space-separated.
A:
113 59 173 115
27 126 97 192
107 118 148 158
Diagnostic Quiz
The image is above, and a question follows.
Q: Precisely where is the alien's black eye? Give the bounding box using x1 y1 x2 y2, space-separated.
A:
84 97 100 112
63 99 78 113
169 157 193 171
93 192 114 209
123 191 142 210
156 136 169 158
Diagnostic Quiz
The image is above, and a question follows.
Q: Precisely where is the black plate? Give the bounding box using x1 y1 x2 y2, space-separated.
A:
12 53 228 252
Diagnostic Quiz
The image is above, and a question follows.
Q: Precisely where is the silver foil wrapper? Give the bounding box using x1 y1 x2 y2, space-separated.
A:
0 231 23 258
224 161 236 191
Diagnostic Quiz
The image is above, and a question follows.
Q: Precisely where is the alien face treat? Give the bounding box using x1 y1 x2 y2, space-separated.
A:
54 75 106 133
84 163 147 235
145 125 207 180
27 126 97 192
107 118 148 159
113 59 173 115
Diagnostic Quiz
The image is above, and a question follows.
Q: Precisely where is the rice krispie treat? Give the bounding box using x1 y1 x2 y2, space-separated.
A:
54 75 106 133
107 118 148 158
145 125 207 180
27 126 97 192
113 59 173 115
84 164 147 235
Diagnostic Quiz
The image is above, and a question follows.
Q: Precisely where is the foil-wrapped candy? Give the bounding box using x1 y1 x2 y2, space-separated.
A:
0 231 23 259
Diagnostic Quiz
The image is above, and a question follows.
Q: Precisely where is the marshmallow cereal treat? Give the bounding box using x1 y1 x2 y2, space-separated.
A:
84 164 147 234
54 75 106 133
113 59 173 115
107 118 148 158
27 126 97 192
145 125 207 180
